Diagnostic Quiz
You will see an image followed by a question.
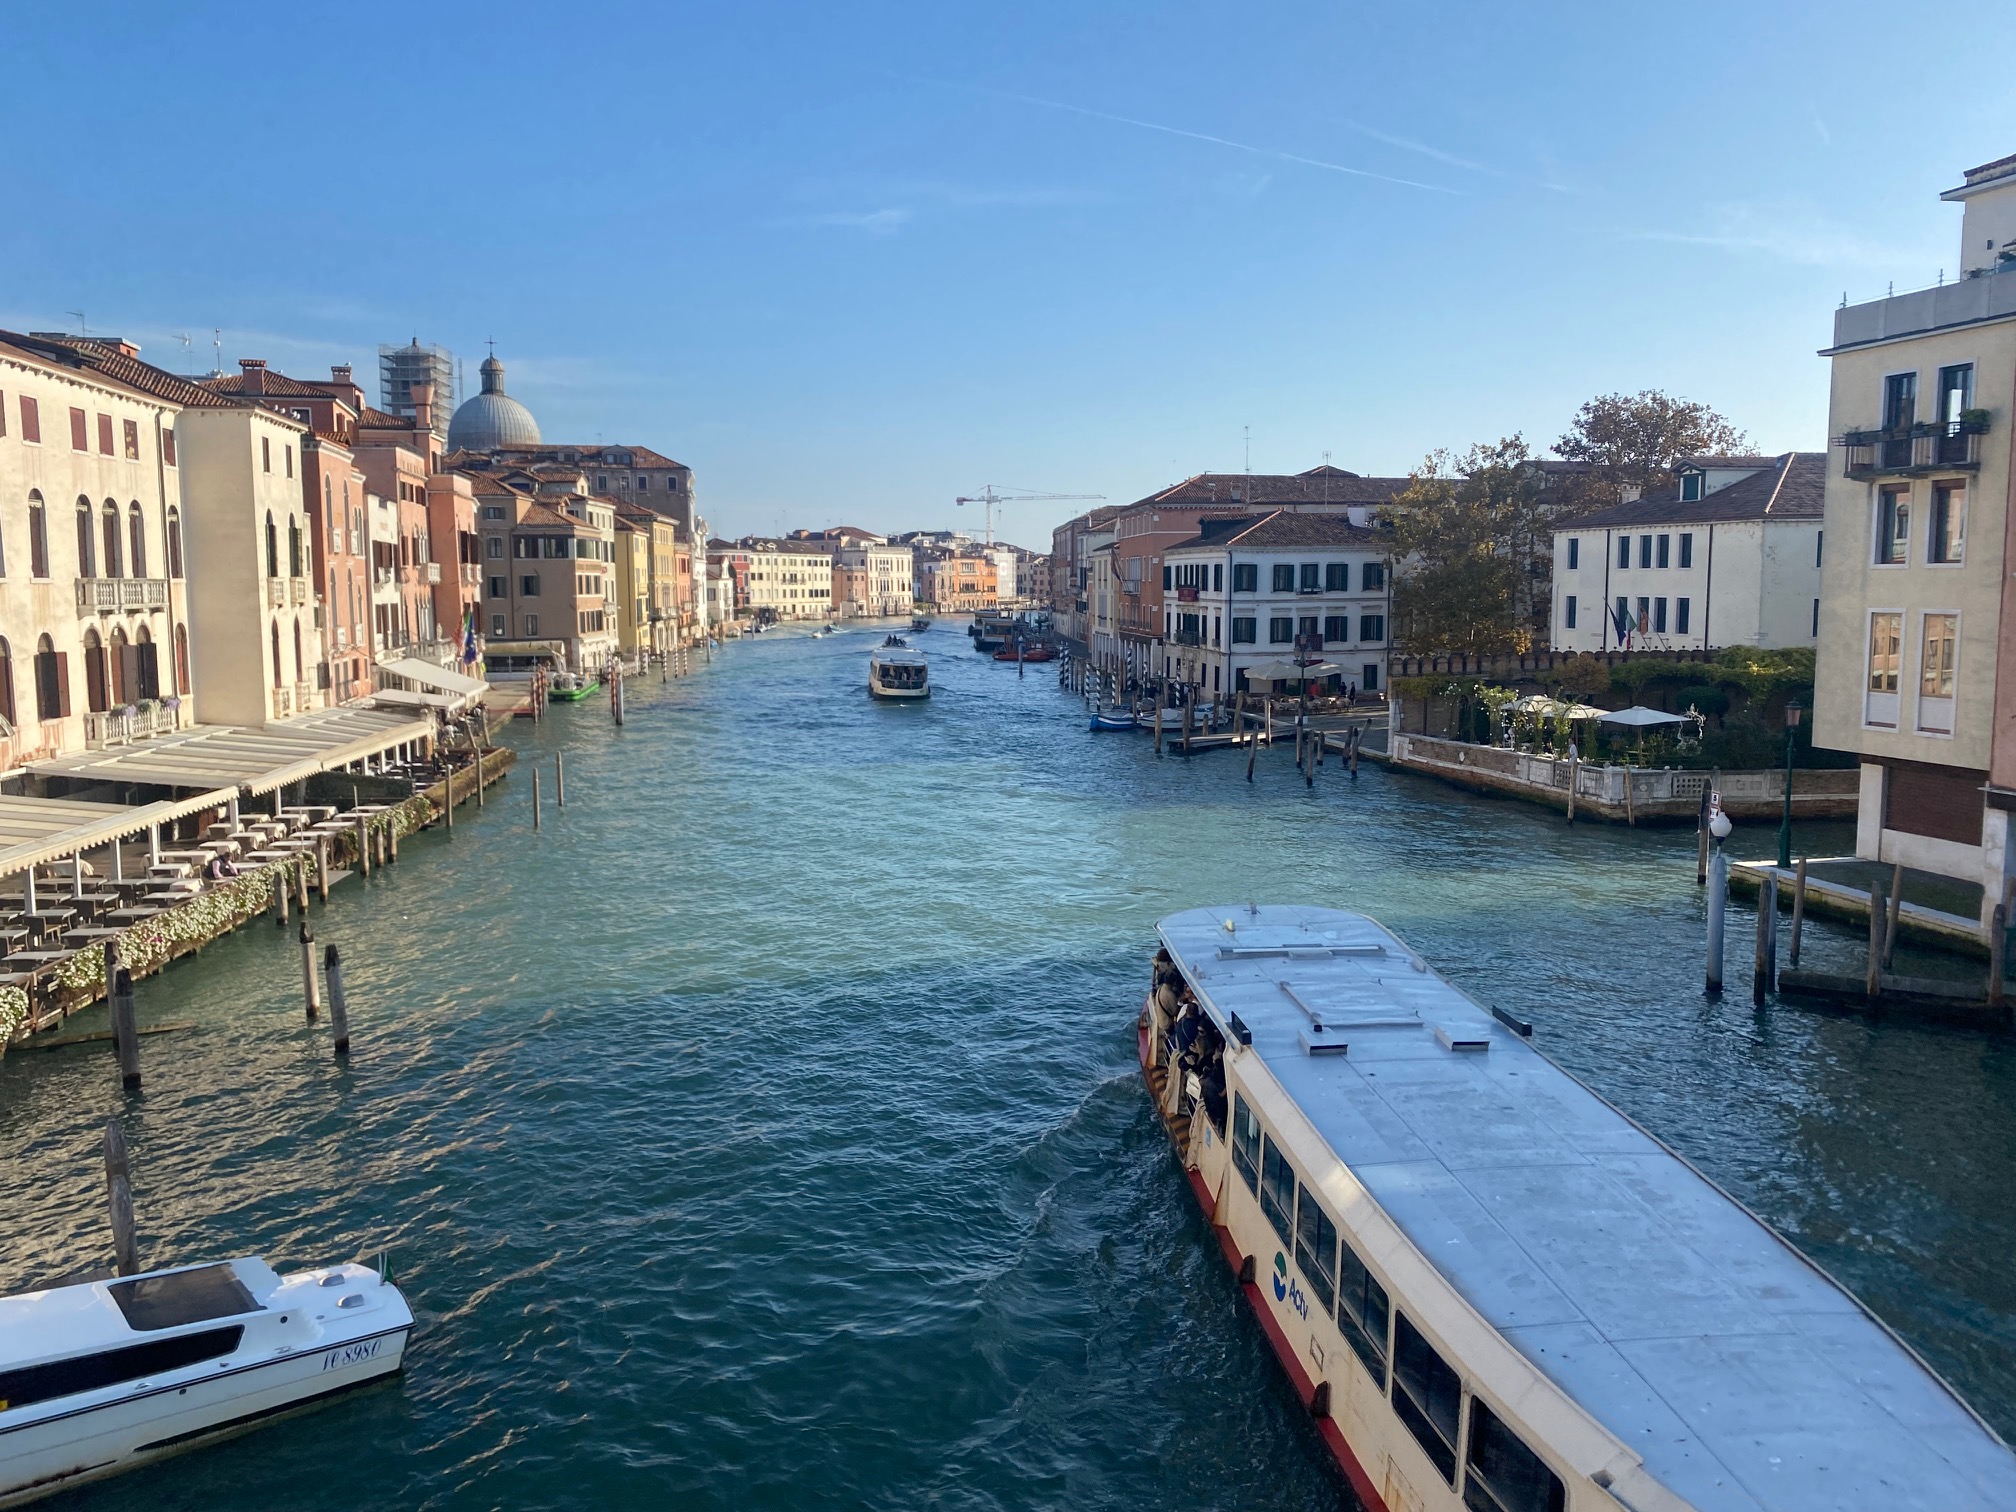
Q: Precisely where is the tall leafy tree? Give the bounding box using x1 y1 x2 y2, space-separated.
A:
1389 437 1549 653
1554 391 1751 506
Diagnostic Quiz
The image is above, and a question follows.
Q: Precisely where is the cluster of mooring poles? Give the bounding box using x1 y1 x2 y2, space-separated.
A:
528 753 567 832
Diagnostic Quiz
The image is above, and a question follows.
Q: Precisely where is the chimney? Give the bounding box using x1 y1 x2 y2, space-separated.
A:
411 379 435 435
239 357 267 395
101 338 140 358
331 363 353 384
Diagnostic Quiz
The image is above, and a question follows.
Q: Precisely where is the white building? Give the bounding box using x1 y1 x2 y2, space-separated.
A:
1811 151 2016 931
0 333 197 765
740 539 833 620
176 398 327 724
1549 453 1825 652
1160 511 1391 697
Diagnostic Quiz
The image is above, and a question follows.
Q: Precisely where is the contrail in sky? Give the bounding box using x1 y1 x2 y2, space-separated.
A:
913 78 1462 196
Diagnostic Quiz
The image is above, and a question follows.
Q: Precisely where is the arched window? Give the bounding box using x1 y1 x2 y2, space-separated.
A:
83 626 107 713
33 634 67 722
293 619 304 681
289 516 303 578
270 622 282 687
128 502 146 578
101 500 122 579
166 506 184 578
265 512 278 578
76 498 95 578
108 625 129 706
0 637 14 729
174 624 190 695
135 624 158 700
324 476 334 540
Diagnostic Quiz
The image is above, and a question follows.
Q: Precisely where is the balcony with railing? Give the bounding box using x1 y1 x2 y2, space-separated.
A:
289 577 310 606
265 577 287 608
424 562 442 585
82 700 186 751
1838 416 1989 479
272 685 293 717
77 577 170 614
295 681 315 711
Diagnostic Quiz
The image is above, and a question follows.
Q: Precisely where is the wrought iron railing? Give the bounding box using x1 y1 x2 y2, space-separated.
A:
1837 417 1988 478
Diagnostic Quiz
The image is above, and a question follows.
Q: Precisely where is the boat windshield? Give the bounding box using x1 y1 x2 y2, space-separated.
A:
108 1264 261 1331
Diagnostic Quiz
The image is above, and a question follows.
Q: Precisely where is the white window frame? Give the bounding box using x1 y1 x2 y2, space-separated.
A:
1872 484 1912 568
1926 479 1967 568
1914 609 1959 739
1863 606 1904 730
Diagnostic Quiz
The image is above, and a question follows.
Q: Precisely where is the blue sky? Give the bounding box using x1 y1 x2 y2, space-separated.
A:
7 2 2013 544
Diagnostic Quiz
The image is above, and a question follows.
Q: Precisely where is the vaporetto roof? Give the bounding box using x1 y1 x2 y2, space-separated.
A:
1157 904 2016 1512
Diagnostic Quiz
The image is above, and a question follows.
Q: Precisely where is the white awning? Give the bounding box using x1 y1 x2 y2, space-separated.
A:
371 686 458 711
379 657 488 697
0 788 239 880
27 709 433 797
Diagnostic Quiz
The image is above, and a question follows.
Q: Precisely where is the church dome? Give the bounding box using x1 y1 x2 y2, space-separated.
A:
447 353 540 450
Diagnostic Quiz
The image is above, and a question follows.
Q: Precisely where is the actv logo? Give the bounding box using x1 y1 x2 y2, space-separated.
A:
1271 1252 1309 1320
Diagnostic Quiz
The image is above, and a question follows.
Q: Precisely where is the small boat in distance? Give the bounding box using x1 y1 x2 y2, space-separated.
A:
1141 905 2016 1512
547 671 601 702
911 616 933 632
1088 708 1138 731
869 637 929 700
0 1255 413 1507
993 643 1054 663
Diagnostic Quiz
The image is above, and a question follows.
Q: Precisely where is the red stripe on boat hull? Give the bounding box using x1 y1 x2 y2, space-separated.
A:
1150 1064 1390 1512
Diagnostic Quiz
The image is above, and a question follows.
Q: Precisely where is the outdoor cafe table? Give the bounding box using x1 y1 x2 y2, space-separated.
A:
108 906 165 925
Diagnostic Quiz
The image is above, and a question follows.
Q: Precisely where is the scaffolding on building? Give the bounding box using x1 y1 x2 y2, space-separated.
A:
377 340 457 437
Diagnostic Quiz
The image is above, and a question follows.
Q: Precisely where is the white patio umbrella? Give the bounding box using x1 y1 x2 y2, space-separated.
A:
1598 705 1688 728
1242 658 1344 682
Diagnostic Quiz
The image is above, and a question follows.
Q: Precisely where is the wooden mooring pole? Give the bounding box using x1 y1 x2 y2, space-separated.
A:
1990 902 2009 1021
272 865 289 925
295 853 310 911
1866 878 1886 1001
1788 858 1808 968
299 922 321 1021
1705 843 1726 994
1753 873 1777 1005
532 767 542 830
556 752 566 807
104 1117 139 1276
324 943 351 1056
1882 862 1904 970
111 960 140 1092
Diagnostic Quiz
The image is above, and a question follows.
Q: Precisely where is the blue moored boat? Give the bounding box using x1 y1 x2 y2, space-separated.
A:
1089 709 1138 732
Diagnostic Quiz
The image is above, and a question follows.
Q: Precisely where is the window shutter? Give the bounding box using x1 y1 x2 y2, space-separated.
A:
0 389 6 438
163 427 177 465
70 407 88 450
97 413 114 455
21 396 39 443
55 651 71 717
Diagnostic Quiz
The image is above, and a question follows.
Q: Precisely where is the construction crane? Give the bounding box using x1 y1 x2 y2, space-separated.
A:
955 485 1105 547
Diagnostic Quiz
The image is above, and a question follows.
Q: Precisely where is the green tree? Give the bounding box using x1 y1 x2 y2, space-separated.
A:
1554 391 1751 507
1389 437 1552 652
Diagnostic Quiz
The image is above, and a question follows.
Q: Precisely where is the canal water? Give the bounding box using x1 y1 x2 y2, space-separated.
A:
3 624 2013 1511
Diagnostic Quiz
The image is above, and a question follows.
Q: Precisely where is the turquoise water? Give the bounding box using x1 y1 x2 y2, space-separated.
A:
3 623 2013 1511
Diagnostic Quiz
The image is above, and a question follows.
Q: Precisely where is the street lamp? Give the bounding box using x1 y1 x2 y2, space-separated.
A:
1778 699 1803 869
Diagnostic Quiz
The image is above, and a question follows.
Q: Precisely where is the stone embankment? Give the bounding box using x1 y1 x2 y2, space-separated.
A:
1386 732 1857 823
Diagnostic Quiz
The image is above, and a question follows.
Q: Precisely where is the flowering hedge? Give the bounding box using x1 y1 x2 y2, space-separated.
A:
2 791 444 1048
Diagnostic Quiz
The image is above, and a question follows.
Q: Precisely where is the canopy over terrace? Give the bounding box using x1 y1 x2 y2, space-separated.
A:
26 708 434 798
376 657 488 714
0 789 236 883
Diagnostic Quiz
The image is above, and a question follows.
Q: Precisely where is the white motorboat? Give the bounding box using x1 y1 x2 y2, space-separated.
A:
868 637 928 700
1141 905 2016 1512
0 1256 413 1506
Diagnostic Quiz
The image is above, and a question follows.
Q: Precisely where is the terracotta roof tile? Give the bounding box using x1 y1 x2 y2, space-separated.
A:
1562 452 1826 528
1166 509 1382 551
1 331 237 409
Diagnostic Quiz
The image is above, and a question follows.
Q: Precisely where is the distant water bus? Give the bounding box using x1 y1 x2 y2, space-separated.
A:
868 636 928 700
1141 905 2016 1512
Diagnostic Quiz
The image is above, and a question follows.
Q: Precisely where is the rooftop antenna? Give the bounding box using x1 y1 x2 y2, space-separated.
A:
1322 449 1333 506
1243 424 1251 475
66 310 87 337
175 333 191 373
212 329 222 374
